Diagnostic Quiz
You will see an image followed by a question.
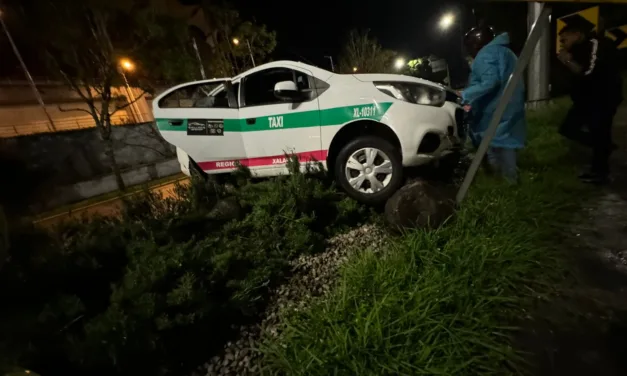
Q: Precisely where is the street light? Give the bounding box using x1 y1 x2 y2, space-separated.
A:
353 67 358 72
438 10 465 88
232 37 255 67
120 59 135 72
394 58 406 70
439 13 455 30
118 58 143 123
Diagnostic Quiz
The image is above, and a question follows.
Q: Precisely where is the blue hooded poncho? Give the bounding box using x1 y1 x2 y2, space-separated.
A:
462 33 526 149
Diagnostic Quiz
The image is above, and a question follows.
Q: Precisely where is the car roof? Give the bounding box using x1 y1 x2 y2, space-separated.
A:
231 60 335 81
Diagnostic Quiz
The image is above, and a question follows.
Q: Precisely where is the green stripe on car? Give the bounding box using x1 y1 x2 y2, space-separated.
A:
156 102 393 132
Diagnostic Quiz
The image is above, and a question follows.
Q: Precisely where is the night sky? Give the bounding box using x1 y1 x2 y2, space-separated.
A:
231 0 478 81
2 0 625 86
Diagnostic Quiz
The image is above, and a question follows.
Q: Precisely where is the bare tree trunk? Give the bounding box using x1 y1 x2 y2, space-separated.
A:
98 117 126 191
149 122 175 157
103 137 126 191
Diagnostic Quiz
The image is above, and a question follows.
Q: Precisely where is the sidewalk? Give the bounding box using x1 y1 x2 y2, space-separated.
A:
33 173 188 229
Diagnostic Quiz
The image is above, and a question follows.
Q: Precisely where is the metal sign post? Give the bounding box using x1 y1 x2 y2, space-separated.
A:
456 3 552 204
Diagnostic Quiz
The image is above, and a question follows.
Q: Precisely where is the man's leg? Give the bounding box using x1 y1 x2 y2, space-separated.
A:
490 147 518 183
486 147 499 175
584 106 617 184
559 106 593 147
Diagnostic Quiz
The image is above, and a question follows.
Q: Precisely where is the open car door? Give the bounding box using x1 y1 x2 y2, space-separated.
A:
153 79 242 173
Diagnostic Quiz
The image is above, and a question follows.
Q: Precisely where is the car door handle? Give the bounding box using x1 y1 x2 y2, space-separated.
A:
168 120 183 126
246 118 256 125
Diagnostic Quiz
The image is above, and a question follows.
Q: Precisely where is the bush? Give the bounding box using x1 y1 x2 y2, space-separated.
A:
0 157 372 375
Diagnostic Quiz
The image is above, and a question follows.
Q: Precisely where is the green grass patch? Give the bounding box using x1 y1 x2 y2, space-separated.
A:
260 100 590 375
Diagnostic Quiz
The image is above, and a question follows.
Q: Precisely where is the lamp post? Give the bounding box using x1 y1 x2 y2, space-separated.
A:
0 9 56 131
438 11 465 88
119 58 143 123
394 58 406 71
232 38 256 67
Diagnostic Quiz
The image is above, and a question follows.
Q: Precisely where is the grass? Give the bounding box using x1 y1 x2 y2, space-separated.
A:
260 100 593 375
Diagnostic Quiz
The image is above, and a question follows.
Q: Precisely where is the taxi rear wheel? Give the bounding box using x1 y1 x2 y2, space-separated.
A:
334 136 403 205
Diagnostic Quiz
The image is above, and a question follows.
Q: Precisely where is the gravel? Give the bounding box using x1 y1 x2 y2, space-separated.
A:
196 223 389 376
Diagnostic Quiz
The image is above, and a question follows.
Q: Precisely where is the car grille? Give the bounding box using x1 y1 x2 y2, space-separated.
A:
455 108 466 140
445 90 462 105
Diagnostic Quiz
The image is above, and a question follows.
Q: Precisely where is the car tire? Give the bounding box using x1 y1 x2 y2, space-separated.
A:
334 136 403 205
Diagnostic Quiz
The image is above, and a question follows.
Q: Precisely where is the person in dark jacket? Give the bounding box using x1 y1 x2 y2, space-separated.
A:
557 24 623 185
462 26 527 183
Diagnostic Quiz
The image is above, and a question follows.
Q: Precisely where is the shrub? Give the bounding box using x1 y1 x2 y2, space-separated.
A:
0 157 371 375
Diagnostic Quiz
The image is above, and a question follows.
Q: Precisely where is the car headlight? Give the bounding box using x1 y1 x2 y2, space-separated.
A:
375 81 446 107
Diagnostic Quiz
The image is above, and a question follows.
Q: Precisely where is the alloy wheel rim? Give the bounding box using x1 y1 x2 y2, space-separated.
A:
344 147 393 194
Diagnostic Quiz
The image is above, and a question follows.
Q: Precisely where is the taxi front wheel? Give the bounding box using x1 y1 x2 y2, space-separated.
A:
334 136 403 205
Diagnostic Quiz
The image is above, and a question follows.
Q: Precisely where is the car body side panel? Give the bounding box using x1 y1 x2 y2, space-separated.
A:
317 75 458 167
153 61 461 176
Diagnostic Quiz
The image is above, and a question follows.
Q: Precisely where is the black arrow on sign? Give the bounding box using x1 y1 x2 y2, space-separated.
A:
608 27 627 48
560 13 596 35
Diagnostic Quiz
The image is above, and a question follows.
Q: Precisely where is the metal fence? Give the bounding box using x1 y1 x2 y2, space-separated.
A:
0 113 155 138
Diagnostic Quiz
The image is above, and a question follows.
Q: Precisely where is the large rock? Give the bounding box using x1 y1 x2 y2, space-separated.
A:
207 197 242 222
384 180 455 230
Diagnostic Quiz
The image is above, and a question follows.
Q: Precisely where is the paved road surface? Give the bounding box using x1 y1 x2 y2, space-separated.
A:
34 177 189 229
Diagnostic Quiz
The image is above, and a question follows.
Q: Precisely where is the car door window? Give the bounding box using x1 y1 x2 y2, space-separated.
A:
158 82 232 109
242 68 312 107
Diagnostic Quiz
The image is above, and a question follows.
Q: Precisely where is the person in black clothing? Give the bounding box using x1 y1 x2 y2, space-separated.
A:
557 24 623 185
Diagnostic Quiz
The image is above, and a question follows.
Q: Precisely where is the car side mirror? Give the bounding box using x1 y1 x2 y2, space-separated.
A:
274 81 305 102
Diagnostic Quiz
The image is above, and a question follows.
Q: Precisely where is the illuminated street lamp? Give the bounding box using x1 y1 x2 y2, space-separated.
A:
394 58 406 70
352 67 358 72
120 59 135 72
439 13 455 30
232 37 256 67
438 10 466 88
118 58 143 123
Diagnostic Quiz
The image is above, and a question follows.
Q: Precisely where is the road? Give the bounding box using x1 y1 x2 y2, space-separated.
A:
34 176 189 229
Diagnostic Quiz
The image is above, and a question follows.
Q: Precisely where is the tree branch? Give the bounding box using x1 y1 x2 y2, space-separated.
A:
57 105 93 116
109 90 148 118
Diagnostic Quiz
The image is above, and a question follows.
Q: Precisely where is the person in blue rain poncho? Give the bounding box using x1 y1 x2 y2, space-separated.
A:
461 26 526 182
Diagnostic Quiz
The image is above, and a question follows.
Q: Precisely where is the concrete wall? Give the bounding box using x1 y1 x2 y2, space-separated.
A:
0 83 154 137
43 158 181 210
0 121 178 214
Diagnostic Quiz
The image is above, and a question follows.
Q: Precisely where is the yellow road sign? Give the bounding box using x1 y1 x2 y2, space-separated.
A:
556 6 599 53
491 1 626 3
606 25 627 49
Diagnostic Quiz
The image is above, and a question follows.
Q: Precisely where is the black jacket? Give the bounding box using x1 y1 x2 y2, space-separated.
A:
569 37 623 109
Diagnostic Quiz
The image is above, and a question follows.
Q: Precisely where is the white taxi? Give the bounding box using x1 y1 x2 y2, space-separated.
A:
153 60 463 204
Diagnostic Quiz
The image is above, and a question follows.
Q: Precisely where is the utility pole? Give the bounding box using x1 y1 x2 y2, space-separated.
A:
527 2 550 109
325 56 335 72
246 39 256 67
120 69 143 123
192 37 207 80
0 10 56 131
